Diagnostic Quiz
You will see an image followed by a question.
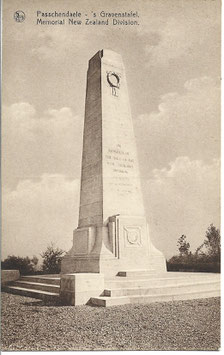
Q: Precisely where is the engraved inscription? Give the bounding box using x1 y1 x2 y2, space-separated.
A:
106 146 134 175
104 143 137 195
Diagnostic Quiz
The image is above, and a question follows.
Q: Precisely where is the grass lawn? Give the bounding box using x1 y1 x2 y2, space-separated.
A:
1 292 220 351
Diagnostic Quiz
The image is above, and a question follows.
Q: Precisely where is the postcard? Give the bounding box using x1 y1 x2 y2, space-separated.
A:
1 0 221 351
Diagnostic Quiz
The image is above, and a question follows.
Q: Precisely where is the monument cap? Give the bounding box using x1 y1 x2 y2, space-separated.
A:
88 49 124 71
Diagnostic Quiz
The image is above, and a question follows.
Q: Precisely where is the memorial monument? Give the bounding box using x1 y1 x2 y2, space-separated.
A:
61 49 166 278
5 50 220 306
59 49 167 304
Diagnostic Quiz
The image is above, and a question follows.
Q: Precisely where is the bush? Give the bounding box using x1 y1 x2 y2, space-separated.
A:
40 243 65 274
1 255 38 275
167 254 220 273
203 224 220 261
167 261 220 273
177 235 190 256
168 224 221 273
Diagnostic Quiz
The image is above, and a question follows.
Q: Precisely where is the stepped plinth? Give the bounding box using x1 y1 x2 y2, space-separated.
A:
91 271 220 307
3 272 220 307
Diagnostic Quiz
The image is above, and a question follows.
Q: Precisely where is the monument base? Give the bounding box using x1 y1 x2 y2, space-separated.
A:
61 215 166 277
60 273 104 306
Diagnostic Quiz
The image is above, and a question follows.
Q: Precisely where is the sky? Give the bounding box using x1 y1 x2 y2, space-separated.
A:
2 0 220 261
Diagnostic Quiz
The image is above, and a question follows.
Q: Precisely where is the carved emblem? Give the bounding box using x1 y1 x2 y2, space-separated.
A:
124 226 141 246
107 71 121 97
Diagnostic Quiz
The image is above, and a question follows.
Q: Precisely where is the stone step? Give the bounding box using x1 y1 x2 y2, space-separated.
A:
116 271 220 279
3 285 59 301
13 280 60 294
20 275 61 285
103 280 220 297
117 270 156 278
105 273 220 289
91 289 221 307
164 272 220 279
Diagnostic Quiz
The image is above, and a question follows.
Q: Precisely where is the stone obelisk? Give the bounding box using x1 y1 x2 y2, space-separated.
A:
61 49 166 277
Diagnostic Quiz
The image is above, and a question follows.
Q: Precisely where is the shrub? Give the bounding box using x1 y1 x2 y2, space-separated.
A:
40 243 65 274
167 224 221 273
177 235 190 256
167 260 220 273
1 255 38 275
203 224 220 261
167 253 220 273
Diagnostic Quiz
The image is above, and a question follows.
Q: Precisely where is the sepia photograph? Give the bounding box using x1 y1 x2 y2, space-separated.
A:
1 0 221 351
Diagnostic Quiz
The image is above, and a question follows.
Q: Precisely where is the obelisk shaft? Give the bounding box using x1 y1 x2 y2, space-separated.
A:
61 50 166 276
78 49 145 229
78 51 103 228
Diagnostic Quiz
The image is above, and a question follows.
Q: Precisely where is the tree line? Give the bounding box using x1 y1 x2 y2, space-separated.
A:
1 243 65 275
167 224 220 273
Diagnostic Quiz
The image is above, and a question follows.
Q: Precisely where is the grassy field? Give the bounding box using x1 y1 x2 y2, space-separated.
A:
1 292 220 351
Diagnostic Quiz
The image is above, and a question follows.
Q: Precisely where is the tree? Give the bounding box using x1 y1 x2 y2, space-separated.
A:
195 242 205 256
177 234 190 257
40 243 65 274
203 224 220 261
1 255 38 275
167 226 220 273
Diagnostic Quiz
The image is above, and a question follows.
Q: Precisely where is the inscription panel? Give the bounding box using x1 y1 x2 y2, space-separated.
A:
104 145 135 196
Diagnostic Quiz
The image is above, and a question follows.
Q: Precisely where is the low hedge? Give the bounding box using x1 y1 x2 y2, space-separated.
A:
167 262 220 273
